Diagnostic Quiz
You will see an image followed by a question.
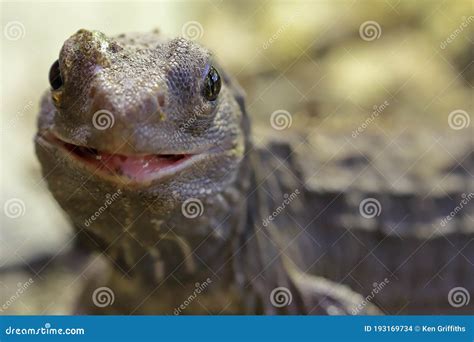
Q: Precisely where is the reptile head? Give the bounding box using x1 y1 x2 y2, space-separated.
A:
36 29 246 207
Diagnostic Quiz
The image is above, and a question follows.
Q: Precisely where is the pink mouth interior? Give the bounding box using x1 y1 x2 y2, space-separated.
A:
60 140 191 181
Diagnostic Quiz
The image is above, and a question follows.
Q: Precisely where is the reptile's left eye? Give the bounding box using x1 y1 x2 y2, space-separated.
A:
203 66 221 101
49 60 63 90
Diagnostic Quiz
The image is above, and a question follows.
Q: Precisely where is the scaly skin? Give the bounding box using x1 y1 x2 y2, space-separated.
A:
35 29 374 315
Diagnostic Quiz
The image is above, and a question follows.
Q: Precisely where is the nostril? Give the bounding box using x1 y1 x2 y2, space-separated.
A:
157 93 165 108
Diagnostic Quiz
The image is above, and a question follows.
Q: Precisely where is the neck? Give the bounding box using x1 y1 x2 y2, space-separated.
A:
109 151 253 288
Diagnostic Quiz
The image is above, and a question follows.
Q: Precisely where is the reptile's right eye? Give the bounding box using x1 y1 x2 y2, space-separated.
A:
49 60 63 90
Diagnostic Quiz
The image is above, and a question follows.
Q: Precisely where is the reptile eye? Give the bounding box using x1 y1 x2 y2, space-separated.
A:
49 60 63 90
203 66 221 101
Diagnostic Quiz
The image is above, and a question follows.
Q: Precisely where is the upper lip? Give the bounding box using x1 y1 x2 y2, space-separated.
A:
37 131 207 184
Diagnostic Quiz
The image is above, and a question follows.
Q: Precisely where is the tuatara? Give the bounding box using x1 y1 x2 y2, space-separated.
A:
35 29 473 315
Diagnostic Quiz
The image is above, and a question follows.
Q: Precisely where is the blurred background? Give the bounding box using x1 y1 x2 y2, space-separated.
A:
1 0 472 314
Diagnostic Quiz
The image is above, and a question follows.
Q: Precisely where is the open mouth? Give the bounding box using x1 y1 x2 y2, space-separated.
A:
40 133 199 183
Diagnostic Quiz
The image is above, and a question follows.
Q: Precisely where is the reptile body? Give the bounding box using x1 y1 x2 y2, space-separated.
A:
35 29 473 315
